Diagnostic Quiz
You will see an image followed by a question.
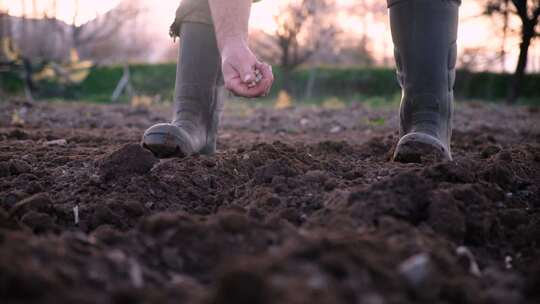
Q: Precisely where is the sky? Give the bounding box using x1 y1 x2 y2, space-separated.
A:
2 0 539 71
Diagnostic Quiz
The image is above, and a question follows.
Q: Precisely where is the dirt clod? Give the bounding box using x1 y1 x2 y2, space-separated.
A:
21 211 56 233
9 159 32 175
8 192 52 218
97 143 158 181
481 145 502 158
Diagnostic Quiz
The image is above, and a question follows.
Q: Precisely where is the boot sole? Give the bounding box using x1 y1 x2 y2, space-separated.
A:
141 124 193 158
142 133 186 158
393 132 452 163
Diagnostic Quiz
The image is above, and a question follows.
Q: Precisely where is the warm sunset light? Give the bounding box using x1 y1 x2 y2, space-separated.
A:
0 0 540 70
2 0 538 71
1 0 122 25
1 1 539 301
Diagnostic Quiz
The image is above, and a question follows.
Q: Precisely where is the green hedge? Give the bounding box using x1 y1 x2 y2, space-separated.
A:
0 70 24 94
276 67 540 102
2 63 540 103
56 63 177 103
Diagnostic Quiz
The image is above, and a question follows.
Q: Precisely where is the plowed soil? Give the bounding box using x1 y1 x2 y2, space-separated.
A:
1 100 539 304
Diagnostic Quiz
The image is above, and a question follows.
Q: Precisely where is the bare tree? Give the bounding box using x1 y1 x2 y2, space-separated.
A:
252 0 339 93
485 0 540 103
2 0 141 99
0 11 13 64
70 0 139 58
0 9 37 102
10 0 69 62
351 0 386 66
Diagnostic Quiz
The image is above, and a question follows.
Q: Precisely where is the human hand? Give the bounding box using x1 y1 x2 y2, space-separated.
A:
221 40 274 98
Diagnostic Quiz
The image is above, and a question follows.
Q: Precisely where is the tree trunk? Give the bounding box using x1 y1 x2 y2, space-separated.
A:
304 68 317 99
507 26 534 104
282 67 292 94
22 58 35 103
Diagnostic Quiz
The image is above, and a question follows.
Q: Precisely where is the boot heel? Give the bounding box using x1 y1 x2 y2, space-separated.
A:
141 124 192 158
393 132 452 163
200 142 216 155
142 134 184 158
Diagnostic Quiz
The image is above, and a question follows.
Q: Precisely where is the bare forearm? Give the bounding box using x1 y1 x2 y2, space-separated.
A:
208 0 273 97
208 0 252 52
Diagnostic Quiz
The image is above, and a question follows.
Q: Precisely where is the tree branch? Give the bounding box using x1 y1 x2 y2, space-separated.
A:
511 0 528 21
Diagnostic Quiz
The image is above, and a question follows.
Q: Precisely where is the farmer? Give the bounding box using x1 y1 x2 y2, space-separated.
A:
142 0 460 162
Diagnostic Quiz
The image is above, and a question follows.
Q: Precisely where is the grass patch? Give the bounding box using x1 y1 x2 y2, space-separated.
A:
2 63 540 106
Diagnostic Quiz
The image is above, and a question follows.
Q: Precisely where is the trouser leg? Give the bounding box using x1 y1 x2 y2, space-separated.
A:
170 0 214 38
389 0 460 162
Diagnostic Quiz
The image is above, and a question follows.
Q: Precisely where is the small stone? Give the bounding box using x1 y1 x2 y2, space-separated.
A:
398 253 440 300
44 139 68 146
505 256 513 269
330 126 342 133
129 258 144 288
399 253 432 287
73 205 80 225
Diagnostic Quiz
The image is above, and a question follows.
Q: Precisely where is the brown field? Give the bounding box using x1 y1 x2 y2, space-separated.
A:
1 100 539 303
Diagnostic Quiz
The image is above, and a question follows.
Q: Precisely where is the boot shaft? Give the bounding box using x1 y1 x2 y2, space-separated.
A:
389 0 460 161
173 22 224 151
389 0 460 96
389 0 460 147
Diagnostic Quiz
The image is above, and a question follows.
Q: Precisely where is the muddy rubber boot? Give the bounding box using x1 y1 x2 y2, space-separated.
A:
389 0 460 163
142 22 224 158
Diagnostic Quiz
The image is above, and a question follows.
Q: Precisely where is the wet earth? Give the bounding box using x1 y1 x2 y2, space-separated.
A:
0 99 539 304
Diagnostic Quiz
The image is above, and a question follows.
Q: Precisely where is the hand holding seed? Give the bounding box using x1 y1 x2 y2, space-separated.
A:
221 42 273 98
247 68 263 88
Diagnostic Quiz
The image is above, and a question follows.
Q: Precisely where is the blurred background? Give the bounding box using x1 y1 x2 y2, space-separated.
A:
0 0 539 106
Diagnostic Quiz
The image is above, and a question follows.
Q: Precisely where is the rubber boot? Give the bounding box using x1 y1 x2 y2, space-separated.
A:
389 0 460 163
142 22 224 158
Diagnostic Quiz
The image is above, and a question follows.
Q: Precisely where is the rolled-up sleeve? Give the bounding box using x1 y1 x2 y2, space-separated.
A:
170 0 262 38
